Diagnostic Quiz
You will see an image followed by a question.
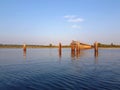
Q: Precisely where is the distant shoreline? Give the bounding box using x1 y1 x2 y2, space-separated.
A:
0 45 70 48
0 44 120 49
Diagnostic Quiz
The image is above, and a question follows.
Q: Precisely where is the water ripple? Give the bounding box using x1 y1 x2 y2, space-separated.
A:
0 49 120 90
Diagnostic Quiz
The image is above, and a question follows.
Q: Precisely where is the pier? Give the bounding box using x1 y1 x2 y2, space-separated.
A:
57 40 98 59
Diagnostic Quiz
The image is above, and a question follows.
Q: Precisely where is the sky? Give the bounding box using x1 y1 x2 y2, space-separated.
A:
0 0 120 45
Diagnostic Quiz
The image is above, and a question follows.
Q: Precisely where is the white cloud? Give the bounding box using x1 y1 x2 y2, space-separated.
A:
64 15 84 23
64 15 84 29
68 18 84 23
71 24 81 29
64 15 76 19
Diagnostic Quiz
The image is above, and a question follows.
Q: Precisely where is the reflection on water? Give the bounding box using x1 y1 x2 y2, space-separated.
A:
58 49 62 59
94 51 98 58
71 50 90 60
23 50 26 59
71 50 81 60
94 51 99 64
76 50 80 59
22 48 99 62
71 50 75 60
1 48 120 90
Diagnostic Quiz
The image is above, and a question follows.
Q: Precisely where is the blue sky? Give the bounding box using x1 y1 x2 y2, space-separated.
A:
0 0 120 45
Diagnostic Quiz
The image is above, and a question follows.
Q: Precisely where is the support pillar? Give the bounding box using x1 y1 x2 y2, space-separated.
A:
59 42 62 58
94 41 98 52
23 44 27 51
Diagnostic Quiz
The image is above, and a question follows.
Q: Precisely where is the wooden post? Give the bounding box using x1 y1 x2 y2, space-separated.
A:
71 42 75 60
76 42 78 51
94 41 98 52
23 44 27 51
59 42 62 58
71 43 75 52
76 41 80 51
76 41 80 59
79 42 81 51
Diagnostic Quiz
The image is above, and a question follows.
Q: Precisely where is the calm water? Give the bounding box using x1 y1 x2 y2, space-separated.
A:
0 48 120 90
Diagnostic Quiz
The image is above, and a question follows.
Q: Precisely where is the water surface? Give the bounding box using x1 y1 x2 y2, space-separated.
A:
0 48 120 90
